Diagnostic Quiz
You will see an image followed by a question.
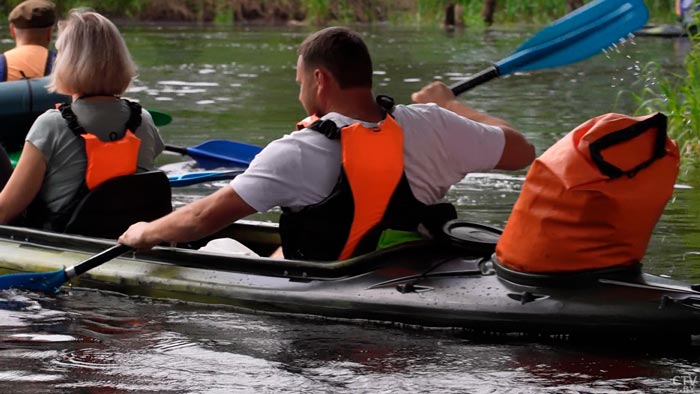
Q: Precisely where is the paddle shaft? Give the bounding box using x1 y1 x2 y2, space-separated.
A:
67 244 132 278
450 66 499 96
164 144 188 155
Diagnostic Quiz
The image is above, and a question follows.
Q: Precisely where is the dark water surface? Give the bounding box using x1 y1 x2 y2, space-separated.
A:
2 24 700 393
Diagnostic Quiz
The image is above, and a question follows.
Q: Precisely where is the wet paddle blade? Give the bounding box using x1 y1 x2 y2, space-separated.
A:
0 269 66 294
168 170 244 187
450 0 649 95
497 0 649 75
0 244 131 295
166 139 263 169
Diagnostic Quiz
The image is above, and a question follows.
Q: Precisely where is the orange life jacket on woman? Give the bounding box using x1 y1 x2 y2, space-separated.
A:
59 99 142 190
23 99 144 232
495 112 679 273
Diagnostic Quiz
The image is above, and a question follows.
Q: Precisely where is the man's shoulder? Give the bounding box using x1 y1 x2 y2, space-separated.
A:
4 44 48 56
392 103 452 131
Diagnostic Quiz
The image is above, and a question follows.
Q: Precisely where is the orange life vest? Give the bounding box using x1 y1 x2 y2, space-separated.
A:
59 100 142 190
0 48 55 81
296 114 319 130
495 112 679 273
281 115 420 261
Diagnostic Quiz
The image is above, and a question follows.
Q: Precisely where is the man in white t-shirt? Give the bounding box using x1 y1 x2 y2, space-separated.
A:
119 26 535 260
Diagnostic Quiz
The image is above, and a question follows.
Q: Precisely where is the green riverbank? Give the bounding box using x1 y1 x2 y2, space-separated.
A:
0 0 680 26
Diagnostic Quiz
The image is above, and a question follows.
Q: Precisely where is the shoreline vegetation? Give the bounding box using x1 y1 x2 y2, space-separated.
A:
0 0 679 26
634 23 700 174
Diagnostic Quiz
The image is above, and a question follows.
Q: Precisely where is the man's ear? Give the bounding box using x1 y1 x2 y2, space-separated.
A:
313 68 325 94
314 68 334 95
9 24 16 40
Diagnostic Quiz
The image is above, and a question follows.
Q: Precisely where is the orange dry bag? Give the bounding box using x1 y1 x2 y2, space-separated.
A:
495 112 679 273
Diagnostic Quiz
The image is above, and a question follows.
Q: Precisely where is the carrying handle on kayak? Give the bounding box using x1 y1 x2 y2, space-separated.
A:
588 113 668 179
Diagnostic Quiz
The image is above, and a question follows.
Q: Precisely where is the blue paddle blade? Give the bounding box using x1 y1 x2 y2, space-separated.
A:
496 0 649 75
168 170 244 187
0 269 67 294
187 140 263 169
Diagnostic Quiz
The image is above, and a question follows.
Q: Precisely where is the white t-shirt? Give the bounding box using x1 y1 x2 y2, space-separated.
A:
231 103 505 212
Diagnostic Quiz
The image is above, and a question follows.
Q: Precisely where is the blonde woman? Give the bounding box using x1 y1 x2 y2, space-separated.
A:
0 9 164 229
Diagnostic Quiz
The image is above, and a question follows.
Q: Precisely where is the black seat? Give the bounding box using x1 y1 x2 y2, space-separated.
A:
64 171 173 239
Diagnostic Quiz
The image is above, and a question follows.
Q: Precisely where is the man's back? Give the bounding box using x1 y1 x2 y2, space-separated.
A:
2 45 50 81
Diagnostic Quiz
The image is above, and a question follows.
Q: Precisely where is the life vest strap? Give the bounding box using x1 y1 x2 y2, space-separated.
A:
0 54 6 82
59 99 142 138
43 50 56 77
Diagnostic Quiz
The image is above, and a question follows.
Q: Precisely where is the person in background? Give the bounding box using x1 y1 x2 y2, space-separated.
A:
119 26 534 261
1 0 56 81
676 0 699 31
0 9 164 228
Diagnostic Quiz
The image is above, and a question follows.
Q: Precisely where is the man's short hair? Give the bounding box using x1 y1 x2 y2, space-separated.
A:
8 0 56 29
298 26 373 89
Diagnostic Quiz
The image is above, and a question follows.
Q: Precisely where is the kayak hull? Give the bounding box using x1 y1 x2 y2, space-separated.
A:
0 223 699 338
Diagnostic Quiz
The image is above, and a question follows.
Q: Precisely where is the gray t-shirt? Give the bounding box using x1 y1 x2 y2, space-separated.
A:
26 99 165 214
231 103 505 212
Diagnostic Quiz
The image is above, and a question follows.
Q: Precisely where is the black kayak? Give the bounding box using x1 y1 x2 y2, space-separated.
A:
0 220 698 340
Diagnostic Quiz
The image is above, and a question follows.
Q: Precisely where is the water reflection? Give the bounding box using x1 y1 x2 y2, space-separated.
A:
1 288 700 393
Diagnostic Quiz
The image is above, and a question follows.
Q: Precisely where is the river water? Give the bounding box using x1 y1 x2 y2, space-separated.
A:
2 24 700 393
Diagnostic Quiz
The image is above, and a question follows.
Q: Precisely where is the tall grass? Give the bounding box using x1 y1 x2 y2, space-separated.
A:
634 21 700 170
410 0 677 26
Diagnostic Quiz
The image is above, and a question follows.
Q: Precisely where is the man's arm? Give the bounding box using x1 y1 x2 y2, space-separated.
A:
412 81 535 170
118 186 256 250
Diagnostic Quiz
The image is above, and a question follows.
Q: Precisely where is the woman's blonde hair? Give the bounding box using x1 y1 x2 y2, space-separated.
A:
48 9 135 96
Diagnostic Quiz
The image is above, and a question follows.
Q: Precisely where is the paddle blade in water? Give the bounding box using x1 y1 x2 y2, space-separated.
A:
0 269 67 294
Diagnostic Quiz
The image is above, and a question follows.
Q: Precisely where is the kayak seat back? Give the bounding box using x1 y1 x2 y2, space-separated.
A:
492 256 642 288
64 170 172 239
